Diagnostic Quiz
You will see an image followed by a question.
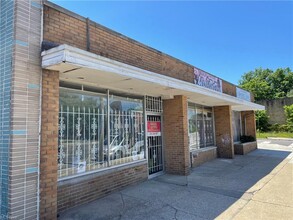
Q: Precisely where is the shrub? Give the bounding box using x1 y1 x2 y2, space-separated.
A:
255 110 270 132
240 135 256 143
270 123 289 132
284 104 293 132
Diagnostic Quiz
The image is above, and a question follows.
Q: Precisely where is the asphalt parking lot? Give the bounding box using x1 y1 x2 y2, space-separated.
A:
59 139 293 220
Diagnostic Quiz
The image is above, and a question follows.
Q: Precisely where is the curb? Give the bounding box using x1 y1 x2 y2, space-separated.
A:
267 137 293 141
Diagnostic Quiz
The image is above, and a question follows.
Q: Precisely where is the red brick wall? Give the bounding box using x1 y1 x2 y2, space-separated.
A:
40 69 59 219
43 3 253 99
161 55 193 82
223 81 236 97
58 163 147 213
190 148 217 168
43 5 194 83
43 6 87 50
214 106 234 158
40 68 148 215
234 142 257 155
89 23 163 76
163 96 190 175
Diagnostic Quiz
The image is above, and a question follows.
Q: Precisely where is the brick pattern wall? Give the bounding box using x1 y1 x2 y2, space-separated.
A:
163 96 190 175
241 111 257 139
234 142 257 155
214 106 234 158
222 81 236 97
0 0 14 217
43 3 254 99
89 24 163 76
43 3 258 100
190 148 217 168
7 1 43 219
58 163 148 213
39 69 148 215
43 6 87 51
43 5 194 83
161 55 194 83
40 70 59 219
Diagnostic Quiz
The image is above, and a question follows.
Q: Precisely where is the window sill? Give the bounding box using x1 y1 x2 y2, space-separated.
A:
58 159 147 185
190 146 217 153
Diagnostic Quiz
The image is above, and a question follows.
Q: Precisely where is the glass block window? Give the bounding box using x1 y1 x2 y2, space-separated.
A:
58 88 145 179
188 103 215 150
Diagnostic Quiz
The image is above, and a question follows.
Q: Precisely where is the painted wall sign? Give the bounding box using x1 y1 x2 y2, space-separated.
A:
147 121 161 136
194 67 222 93
236 87 251 101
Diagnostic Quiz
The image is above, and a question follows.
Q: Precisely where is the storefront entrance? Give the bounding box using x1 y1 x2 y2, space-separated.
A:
147 115 163 175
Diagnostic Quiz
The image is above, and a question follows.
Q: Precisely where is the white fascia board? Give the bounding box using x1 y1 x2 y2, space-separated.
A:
41 44 265 111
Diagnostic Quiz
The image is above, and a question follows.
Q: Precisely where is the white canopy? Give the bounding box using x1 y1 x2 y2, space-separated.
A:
42 44 265 111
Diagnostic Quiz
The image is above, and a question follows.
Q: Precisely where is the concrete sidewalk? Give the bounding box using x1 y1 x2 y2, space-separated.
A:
59 141 293 220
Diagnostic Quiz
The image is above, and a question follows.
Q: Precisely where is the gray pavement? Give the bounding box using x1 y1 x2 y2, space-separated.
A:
59 139 293 220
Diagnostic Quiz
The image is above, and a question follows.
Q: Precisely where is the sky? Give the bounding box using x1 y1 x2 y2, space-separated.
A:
50 0 293 85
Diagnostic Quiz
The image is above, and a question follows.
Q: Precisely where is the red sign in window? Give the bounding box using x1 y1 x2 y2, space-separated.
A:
147 121 161 136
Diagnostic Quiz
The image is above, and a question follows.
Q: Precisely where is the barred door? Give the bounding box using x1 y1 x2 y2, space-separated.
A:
147 115 163 175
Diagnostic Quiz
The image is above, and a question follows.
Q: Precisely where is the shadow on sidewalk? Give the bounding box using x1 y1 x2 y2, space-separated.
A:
58 147 292 220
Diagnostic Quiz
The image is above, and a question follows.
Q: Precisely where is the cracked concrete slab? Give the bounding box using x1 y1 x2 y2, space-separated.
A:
58 140 293 220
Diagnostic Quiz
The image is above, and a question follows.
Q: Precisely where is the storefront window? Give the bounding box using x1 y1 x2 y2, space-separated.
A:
232 111 241 142
58 88 145 179
188 103 214 150
108 95 144 166
188 108 197 147
204 107 214 146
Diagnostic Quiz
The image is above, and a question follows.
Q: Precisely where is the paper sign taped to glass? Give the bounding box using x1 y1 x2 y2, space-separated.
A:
147 121 161 136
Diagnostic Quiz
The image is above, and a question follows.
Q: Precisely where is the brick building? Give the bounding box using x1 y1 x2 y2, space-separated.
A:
0 1 264 219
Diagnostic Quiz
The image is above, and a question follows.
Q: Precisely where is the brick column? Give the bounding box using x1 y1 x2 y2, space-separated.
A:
241 111 257 139
163 95 189 175
214 106 234 158
1 0 43 219
40 70 59 219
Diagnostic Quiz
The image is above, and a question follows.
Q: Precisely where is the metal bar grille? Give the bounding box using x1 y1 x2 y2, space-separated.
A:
58 105 107 178
108 110 144 166
147 115 163 175
146 96 162 113
58 90 146 179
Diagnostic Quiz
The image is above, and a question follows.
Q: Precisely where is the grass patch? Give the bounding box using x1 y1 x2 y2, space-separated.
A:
256 132 293 139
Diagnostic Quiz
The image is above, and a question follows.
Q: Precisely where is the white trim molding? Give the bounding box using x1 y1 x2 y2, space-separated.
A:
41 44 265 111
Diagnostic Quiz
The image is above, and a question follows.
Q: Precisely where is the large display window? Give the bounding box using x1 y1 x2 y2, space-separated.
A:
188 103 215 150
58 88 145 179
232 111 241 142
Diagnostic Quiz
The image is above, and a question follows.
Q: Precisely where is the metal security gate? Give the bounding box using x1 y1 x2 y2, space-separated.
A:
147 115 163 175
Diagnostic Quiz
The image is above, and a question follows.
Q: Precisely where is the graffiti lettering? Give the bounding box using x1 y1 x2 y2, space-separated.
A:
194 67 222 93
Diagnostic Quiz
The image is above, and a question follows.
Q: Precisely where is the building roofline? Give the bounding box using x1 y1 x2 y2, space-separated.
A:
44 1 251 96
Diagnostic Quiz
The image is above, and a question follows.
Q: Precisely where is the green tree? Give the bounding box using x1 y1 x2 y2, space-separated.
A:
284 104 293 132
255 110 270 132
239 68 293 101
